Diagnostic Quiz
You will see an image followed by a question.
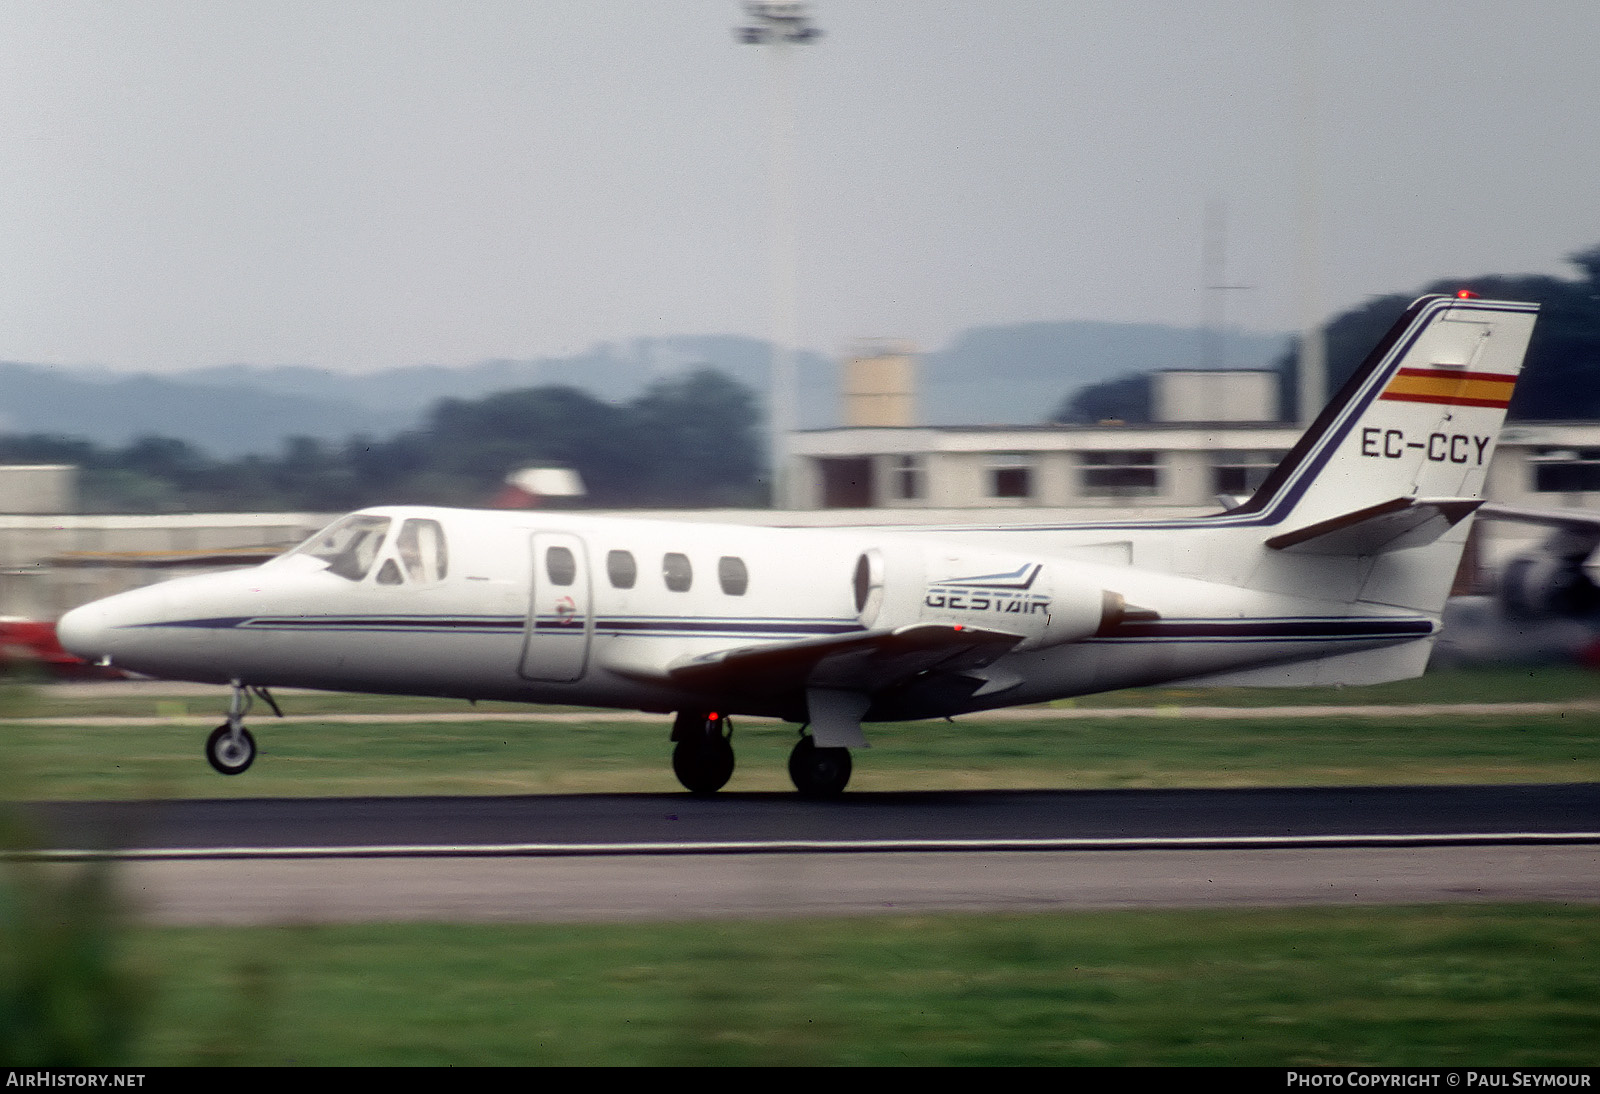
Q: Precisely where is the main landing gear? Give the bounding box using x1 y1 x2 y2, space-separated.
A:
669 711 855 797
788 732 852 799
671 710 735 794
204 681 280 776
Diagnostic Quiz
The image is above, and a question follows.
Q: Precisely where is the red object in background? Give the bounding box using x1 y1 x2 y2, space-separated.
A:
0 618 123 679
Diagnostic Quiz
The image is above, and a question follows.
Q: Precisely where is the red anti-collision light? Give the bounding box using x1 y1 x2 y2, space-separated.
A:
1456 289 1478 299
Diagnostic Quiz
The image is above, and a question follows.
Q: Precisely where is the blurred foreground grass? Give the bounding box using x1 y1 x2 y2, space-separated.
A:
114 906 1600 1065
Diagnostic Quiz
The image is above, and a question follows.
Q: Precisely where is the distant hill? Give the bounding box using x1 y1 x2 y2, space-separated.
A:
919 321 1287 426
0 322 1288 455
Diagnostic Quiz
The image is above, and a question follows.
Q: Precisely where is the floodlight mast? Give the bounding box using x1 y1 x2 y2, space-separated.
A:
735 1 822 509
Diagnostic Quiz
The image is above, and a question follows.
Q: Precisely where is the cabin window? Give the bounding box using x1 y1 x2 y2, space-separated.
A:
606 550 637 589
546 545 577 586
663 552 693 592
291 514 391 582
396 518 448 583
718 556 749 596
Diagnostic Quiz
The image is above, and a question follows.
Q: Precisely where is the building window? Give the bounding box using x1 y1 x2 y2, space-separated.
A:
663 552 693 592
894 455 925 500
606 550 637 589
818 457 874 508
1531 448 1600 493
988 454 1033 499
1212 450 1286 498
718 556 749 596
1081 450 1160 497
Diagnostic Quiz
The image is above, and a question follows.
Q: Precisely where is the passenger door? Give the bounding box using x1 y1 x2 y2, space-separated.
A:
519 532 593 682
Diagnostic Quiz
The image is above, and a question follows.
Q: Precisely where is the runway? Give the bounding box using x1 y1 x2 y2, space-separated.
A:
102 846 1600 925
19 784 1600 924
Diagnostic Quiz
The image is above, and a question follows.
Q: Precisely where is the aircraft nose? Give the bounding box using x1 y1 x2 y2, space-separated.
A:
56 600 113 663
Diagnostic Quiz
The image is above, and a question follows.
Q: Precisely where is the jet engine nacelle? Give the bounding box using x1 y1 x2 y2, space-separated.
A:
853 544 1119 651
1498 548 1600 619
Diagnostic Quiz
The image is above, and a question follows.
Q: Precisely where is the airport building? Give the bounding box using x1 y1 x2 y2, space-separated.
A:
0 467 325 621
784 347 1600 578
5 348 1600 623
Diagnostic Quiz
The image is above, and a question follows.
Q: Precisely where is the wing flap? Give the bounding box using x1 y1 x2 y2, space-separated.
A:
666 622 1024 695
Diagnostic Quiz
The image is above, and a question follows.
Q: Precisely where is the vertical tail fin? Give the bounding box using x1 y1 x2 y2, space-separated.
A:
1235 294 1538 535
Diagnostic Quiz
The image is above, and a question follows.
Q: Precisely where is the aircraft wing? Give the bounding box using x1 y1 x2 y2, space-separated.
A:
665 622 1024 695
1477 503 1600 535
1476 503 1600 566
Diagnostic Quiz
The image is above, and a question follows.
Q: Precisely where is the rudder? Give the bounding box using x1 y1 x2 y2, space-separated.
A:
1235 294 1539 533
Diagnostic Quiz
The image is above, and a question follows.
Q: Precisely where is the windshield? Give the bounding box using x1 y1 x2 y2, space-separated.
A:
288 514 392 581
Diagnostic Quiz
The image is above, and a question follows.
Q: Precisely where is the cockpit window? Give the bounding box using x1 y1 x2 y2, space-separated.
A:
290 514 392 582
396 518 449 583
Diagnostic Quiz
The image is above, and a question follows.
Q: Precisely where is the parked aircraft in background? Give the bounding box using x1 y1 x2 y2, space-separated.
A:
57 294 1539 796
1434 502 1600 666
0 617 121 679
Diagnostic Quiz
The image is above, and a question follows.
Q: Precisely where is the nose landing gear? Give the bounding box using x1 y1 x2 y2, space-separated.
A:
204 681 279 776
205 723 257 775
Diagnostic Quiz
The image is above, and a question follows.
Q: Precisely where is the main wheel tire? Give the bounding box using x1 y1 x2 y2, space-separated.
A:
788 735 852 798
672 737 735 795
206 723 257 775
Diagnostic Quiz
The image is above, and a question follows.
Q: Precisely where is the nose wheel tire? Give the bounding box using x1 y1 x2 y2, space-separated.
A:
206 724 257 775
788 735 852 798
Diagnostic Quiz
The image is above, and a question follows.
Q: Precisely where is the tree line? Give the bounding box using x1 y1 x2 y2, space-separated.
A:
0 368 767 514
1054 243 1600 425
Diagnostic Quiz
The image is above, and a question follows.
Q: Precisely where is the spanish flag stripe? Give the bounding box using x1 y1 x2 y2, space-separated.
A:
1379 392 1512 409
1380 369 1516 407
1394 367 1518 383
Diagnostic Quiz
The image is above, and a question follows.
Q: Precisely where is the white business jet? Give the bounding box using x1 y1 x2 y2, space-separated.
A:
57 294 1538 796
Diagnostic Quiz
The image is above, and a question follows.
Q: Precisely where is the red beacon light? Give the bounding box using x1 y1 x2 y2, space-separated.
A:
1456 289 1478 299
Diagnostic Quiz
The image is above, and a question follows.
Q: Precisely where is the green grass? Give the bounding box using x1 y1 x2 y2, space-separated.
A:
86 906 1595 1065
3 696 1598 802
1059 662 1600 708
0 711 1595 801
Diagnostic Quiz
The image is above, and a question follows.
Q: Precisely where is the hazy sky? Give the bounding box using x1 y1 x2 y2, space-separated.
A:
2 1 1597 374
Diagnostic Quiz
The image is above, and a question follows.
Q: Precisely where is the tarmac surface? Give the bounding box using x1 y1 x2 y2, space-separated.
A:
21 784 1600 925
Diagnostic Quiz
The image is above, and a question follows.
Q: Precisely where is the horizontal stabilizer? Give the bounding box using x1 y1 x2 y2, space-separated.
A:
667 622 1023 696
1265 496 1481 556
